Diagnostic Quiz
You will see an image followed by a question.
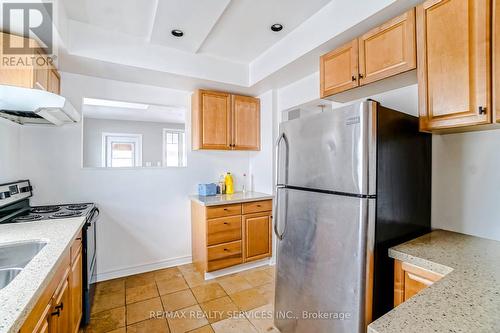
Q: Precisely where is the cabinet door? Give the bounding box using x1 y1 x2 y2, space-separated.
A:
320 40 359 97
48 68 60 95
232 95 260 150
358 9 416 85
32 304 51 333
394 260 443 307
417 0 491 131
243 212 272 262
50 273 71 333
70 248 83 333
196 90 231 150
494 0 500 122
33 49 48 91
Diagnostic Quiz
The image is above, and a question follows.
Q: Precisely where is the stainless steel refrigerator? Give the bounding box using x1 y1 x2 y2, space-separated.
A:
273 100 431 333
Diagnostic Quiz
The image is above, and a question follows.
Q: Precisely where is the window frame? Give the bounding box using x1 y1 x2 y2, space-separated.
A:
101 132 143 168
162 128 186 167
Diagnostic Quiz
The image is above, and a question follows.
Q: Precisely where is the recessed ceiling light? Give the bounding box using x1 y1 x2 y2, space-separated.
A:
271 23 283 32
171 29 184 37
83 98 149 110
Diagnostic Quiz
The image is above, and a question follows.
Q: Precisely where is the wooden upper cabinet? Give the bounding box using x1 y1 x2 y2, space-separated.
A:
494 0 500 123
320 40 359 97
417 0 491 131
192 89 260 151
232 95 260 150
192 90 231 150
0 32 61 95
359 9 416 85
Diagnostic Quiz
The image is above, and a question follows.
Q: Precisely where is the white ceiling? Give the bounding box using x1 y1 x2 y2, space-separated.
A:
61 0 331 63
82 100 186 124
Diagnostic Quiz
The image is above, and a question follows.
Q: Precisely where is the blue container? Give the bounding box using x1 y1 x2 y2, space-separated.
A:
198 183 217 196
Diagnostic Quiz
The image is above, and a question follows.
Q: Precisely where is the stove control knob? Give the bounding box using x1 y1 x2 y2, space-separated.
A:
0 191 11 199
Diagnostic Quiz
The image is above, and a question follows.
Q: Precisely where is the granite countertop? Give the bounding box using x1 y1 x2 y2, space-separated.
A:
189 191 273 206
368 229 500 333
0 217 86 333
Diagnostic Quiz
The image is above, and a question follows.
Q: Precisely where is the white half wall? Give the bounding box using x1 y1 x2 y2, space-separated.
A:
432 130 500 241
0 118 21 183
17 74 253 281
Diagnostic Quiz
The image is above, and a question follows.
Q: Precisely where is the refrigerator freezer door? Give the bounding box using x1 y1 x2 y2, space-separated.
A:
274 187 374 333
277 101 377 195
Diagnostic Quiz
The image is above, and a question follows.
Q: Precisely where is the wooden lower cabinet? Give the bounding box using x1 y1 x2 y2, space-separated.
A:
20 233 83 333
394 260 443 307
192 199 273 273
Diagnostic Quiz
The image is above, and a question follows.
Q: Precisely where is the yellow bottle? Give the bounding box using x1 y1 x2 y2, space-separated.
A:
225 172 234 194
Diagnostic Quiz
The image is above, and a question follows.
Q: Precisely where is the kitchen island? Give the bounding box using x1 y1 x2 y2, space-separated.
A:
368 229 500 333
0 217 85 333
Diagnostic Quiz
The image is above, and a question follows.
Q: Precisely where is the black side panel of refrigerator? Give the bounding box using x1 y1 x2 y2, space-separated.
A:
372 104 432 319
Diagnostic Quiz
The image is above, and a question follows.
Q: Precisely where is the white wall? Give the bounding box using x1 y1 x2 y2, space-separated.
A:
17 74 256 281
432 130 500 241
0 118 21 183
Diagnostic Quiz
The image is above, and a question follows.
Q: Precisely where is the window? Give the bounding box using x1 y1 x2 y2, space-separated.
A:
102 133 142 168
163 129 186 167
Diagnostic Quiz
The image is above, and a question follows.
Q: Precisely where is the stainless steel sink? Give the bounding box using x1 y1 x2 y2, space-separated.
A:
0 240 47 269
0 268 22 290
0 240 47 290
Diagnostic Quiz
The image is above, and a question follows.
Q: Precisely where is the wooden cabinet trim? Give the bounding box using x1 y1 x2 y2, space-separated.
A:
320 40 359 97
494 0 500 122
358 9 416 85
417 0 492 131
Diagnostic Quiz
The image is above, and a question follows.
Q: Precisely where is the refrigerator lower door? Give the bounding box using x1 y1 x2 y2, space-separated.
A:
274 187 375 333
277 100 377 196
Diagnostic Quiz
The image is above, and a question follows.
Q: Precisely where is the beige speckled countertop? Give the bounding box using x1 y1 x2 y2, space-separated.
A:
0 217 86 333
189 191 273 206
368 229 500 333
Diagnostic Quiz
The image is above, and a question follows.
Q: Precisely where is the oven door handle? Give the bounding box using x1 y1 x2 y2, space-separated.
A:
85 208 99 227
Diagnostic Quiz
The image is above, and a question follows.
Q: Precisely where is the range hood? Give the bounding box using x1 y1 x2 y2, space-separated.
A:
0 84 80 126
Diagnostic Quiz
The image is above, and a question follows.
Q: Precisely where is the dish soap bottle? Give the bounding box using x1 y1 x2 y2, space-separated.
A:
225 172 234 194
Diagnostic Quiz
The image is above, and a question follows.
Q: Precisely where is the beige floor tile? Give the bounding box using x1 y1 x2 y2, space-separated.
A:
154 267 183 281
245 303 279 333
126 272 156 288
91 291 125 314
187 325 214 333
156 275 189 295
240 270 273 288
86 306 126 333
126 297 164 325
126 283 159 304
217 275 252 294
166 304 209 333
199 296 240 324
126 318 170 333
191 282 226 303
258 284 275 305
106 328 126 333
182 271 208 288
161 289 197 312
95 278 125 296
229 288 268 311
211 317 258 333
177 263 198 274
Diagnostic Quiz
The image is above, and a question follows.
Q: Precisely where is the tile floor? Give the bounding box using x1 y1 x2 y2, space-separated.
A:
84 264 279 333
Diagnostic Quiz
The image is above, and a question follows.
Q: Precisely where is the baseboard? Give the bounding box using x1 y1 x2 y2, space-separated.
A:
96 255 192 282
204 258 272 280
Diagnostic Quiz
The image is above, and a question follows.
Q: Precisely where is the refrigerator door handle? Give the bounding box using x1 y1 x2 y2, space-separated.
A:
274 132 289 240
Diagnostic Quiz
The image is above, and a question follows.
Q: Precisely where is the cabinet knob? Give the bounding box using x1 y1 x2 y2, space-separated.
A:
223 222 229 225
479 106 487 115
223 248 229 252
358 73 364 79
223 208 228 211
351 75 356 81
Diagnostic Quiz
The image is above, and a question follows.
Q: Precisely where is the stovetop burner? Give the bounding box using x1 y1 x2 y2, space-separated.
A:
50 211 83 219
30 206 61 214
66 204 89 211
12 214 43 222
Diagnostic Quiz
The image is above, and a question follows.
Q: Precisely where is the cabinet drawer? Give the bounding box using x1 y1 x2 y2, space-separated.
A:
70 231 82 264
206 204 241 219
242 200 272 214
207 240 242 271
207 216 241 246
